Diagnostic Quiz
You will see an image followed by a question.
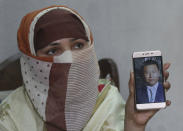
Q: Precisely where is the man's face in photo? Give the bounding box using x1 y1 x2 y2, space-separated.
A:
144 64 160 86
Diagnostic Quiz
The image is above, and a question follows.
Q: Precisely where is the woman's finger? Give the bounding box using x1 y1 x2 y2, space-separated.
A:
166 100 171 107
163 63 171 71
128 72 135 95
164 71 169 81
163 81 171 92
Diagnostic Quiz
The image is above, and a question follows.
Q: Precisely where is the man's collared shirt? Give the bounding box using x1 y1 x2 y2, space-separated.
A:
146 82 159 102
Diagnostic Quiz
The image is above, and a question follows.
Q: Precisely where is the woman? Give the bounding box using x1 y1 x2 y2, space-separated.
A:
0 5 171 131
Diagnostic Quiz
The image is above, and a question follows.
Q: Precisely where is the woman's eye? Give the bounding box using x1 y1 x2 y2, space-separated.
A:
73 42 84 50
47 48 58 55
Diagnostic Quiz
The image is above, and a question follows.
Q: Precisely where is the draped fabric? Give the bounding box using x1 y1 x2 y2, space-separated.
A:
0 80 125 131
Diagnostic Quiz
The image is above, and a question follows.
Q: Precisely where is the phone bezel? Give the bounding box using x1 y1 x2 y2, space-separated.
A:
132 50 166 110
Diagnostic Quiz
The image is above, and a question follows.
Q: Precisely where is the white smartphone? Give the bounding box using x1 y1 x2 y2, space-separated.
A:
132 50 166 110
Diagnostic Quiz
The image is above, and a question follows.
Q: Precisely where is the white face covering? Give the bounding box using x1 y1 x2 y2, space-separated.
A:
19 6 100 131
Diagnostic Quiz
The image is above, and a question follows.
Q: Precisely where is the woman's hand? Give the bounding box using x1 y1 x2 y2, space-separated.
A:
124 63 171 131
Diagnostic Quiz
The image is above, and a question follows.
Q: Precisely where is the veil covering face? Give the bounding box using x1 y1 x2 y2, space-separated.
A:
17 5 100 131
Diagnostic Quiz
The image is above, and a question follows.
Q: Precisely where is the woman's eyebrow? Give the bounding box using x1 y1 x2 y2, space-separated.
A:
69 38 79 42
48 42 60 46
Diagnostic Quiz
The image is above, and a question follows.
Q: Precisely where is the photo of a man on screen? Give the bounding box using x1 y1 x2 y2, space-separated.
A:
136 59 165 104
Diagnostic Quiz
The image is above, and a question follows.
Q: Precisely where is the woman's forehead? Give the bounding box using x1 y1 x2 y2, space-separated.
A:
33 9 88 52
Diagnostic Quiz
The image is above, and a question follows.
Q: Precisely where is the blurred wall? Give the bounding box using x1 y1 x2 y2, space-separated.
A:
0 0 182 130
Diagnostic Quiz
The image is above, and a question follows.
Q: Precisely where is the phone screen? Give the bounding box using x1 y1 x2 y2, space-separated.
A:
133 56 165 104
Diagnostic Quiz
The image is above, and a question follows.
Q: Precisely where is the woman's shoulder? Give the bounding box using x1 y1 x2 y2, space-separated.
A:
0 86 25 107
97 79 125 108
97 79 125 103
0 87 44 131
0 87 24 131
